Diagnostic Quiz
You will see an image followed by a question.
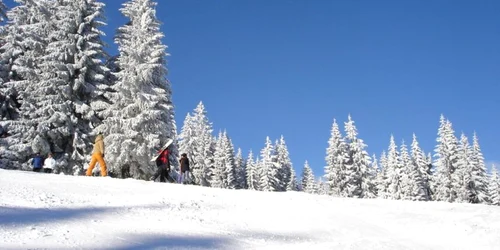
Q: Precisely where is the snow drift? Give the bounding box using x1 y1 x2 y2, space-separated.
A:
1 169 499 249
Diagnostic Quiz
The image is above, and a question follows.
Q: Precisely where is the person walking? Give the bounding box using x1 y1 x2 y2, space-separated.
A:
150 146 170 182
178 153 191 184
86 133 107 177
43 153 55 173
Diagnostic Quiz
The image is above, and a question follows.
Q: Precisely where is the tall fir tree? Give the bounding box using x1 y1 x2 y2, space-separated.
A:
245 150 258 190
0 0 53 169
343 115 375 198
258 136 279 192
386 135 404 200
432 115 459 202
301 160 315 193
234 148 247 189
467 133 489 204
98 0 177 179
324 118 348 196
411 133 431 201
274 135 292 191
488 165 500 206
178 102 214 186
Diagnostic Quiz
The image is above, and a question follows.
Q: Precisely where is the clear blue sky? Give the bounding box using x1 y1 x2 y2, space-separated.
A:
4 0 500 177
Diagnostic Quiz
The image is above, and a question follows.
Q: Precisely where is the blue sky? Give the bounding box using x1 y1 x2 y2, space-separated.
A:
4 0 500 177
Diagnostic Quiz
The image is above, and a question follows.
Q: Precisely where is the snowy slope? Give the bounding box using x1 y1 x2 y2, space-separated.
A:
1 169 499 250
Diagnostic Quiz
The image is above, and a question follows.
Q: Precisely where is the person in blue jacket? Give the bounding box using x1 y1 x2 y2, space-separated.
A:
32 152 44 172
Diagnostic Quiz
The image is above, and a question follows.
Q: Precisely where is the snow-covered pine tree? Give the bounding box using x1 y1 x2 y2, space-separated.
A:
0 0 52 169
178 102 214 186
343 115 375 198
386 135 404 200
212 131 226 188
287 166 299 191
221 131 237 189
488 165 500 206
455 133 473 203
234 148 247 189
411 133 431 201
400 140 426 201
259 136 279 192
29 0 110 174
98 0 177 179
467 133 489 204
274 135 292 191
432 115 459 202
376 151 388 198
245 150 258 190
301 160 315 194
324 118 348 196
316 177 329 195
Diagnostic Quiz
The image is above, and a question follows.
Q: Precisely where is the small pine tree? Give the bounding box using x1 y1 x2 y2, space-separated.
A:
468 133 489 204
488 165 500 206
343 115 375 198
376 151 388 198
411 134 431 201
386 135 404 200
259 136 279 192
324 118 348 196
245 150 258 190
287 166 299 191
234 148 247 189
274 135 292 191
301 161 315 194
432 115 459 202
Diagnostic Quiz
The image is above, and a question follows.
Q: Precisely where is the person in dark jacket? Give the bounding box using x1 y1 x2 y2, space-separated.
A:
178 153 191 184
32 152 44 172
150 146 171 182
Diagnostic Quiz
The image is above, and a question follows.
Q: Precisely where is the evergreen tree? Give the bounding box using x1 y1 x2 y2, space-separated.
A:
0 0 52 169
411 133 431 200
386 135 404 200
212 131 225 188
432 115 459 202
468 133 489 203
98 0 177 179
455 133 473 203
287 166 299 191
245 150 258 190
400 140 426 201
344 115 374 198
376 151 388 198
178 102 213 186
259 136 278 191
274 135 292 191
234 148 247 189
301 160 315 193
488 165 500 206
324 118 348 196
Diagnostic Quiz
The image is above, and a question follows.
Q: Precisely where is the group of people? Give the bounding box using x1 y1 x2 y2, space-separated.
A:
31 152 56 173
83 133 191 184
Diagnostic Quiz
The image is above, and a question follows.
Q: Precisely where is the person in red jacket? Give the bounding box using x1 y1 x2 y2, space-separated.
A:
150 146 171 182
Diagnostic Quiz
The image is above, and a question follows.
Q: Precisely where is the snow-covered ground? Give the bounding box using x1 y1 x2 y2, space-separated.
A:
1 169 499 250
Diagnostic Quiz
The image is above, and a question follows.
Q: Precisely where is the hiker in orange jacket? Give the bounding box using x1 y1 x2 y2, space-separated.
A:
86 133 107 177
